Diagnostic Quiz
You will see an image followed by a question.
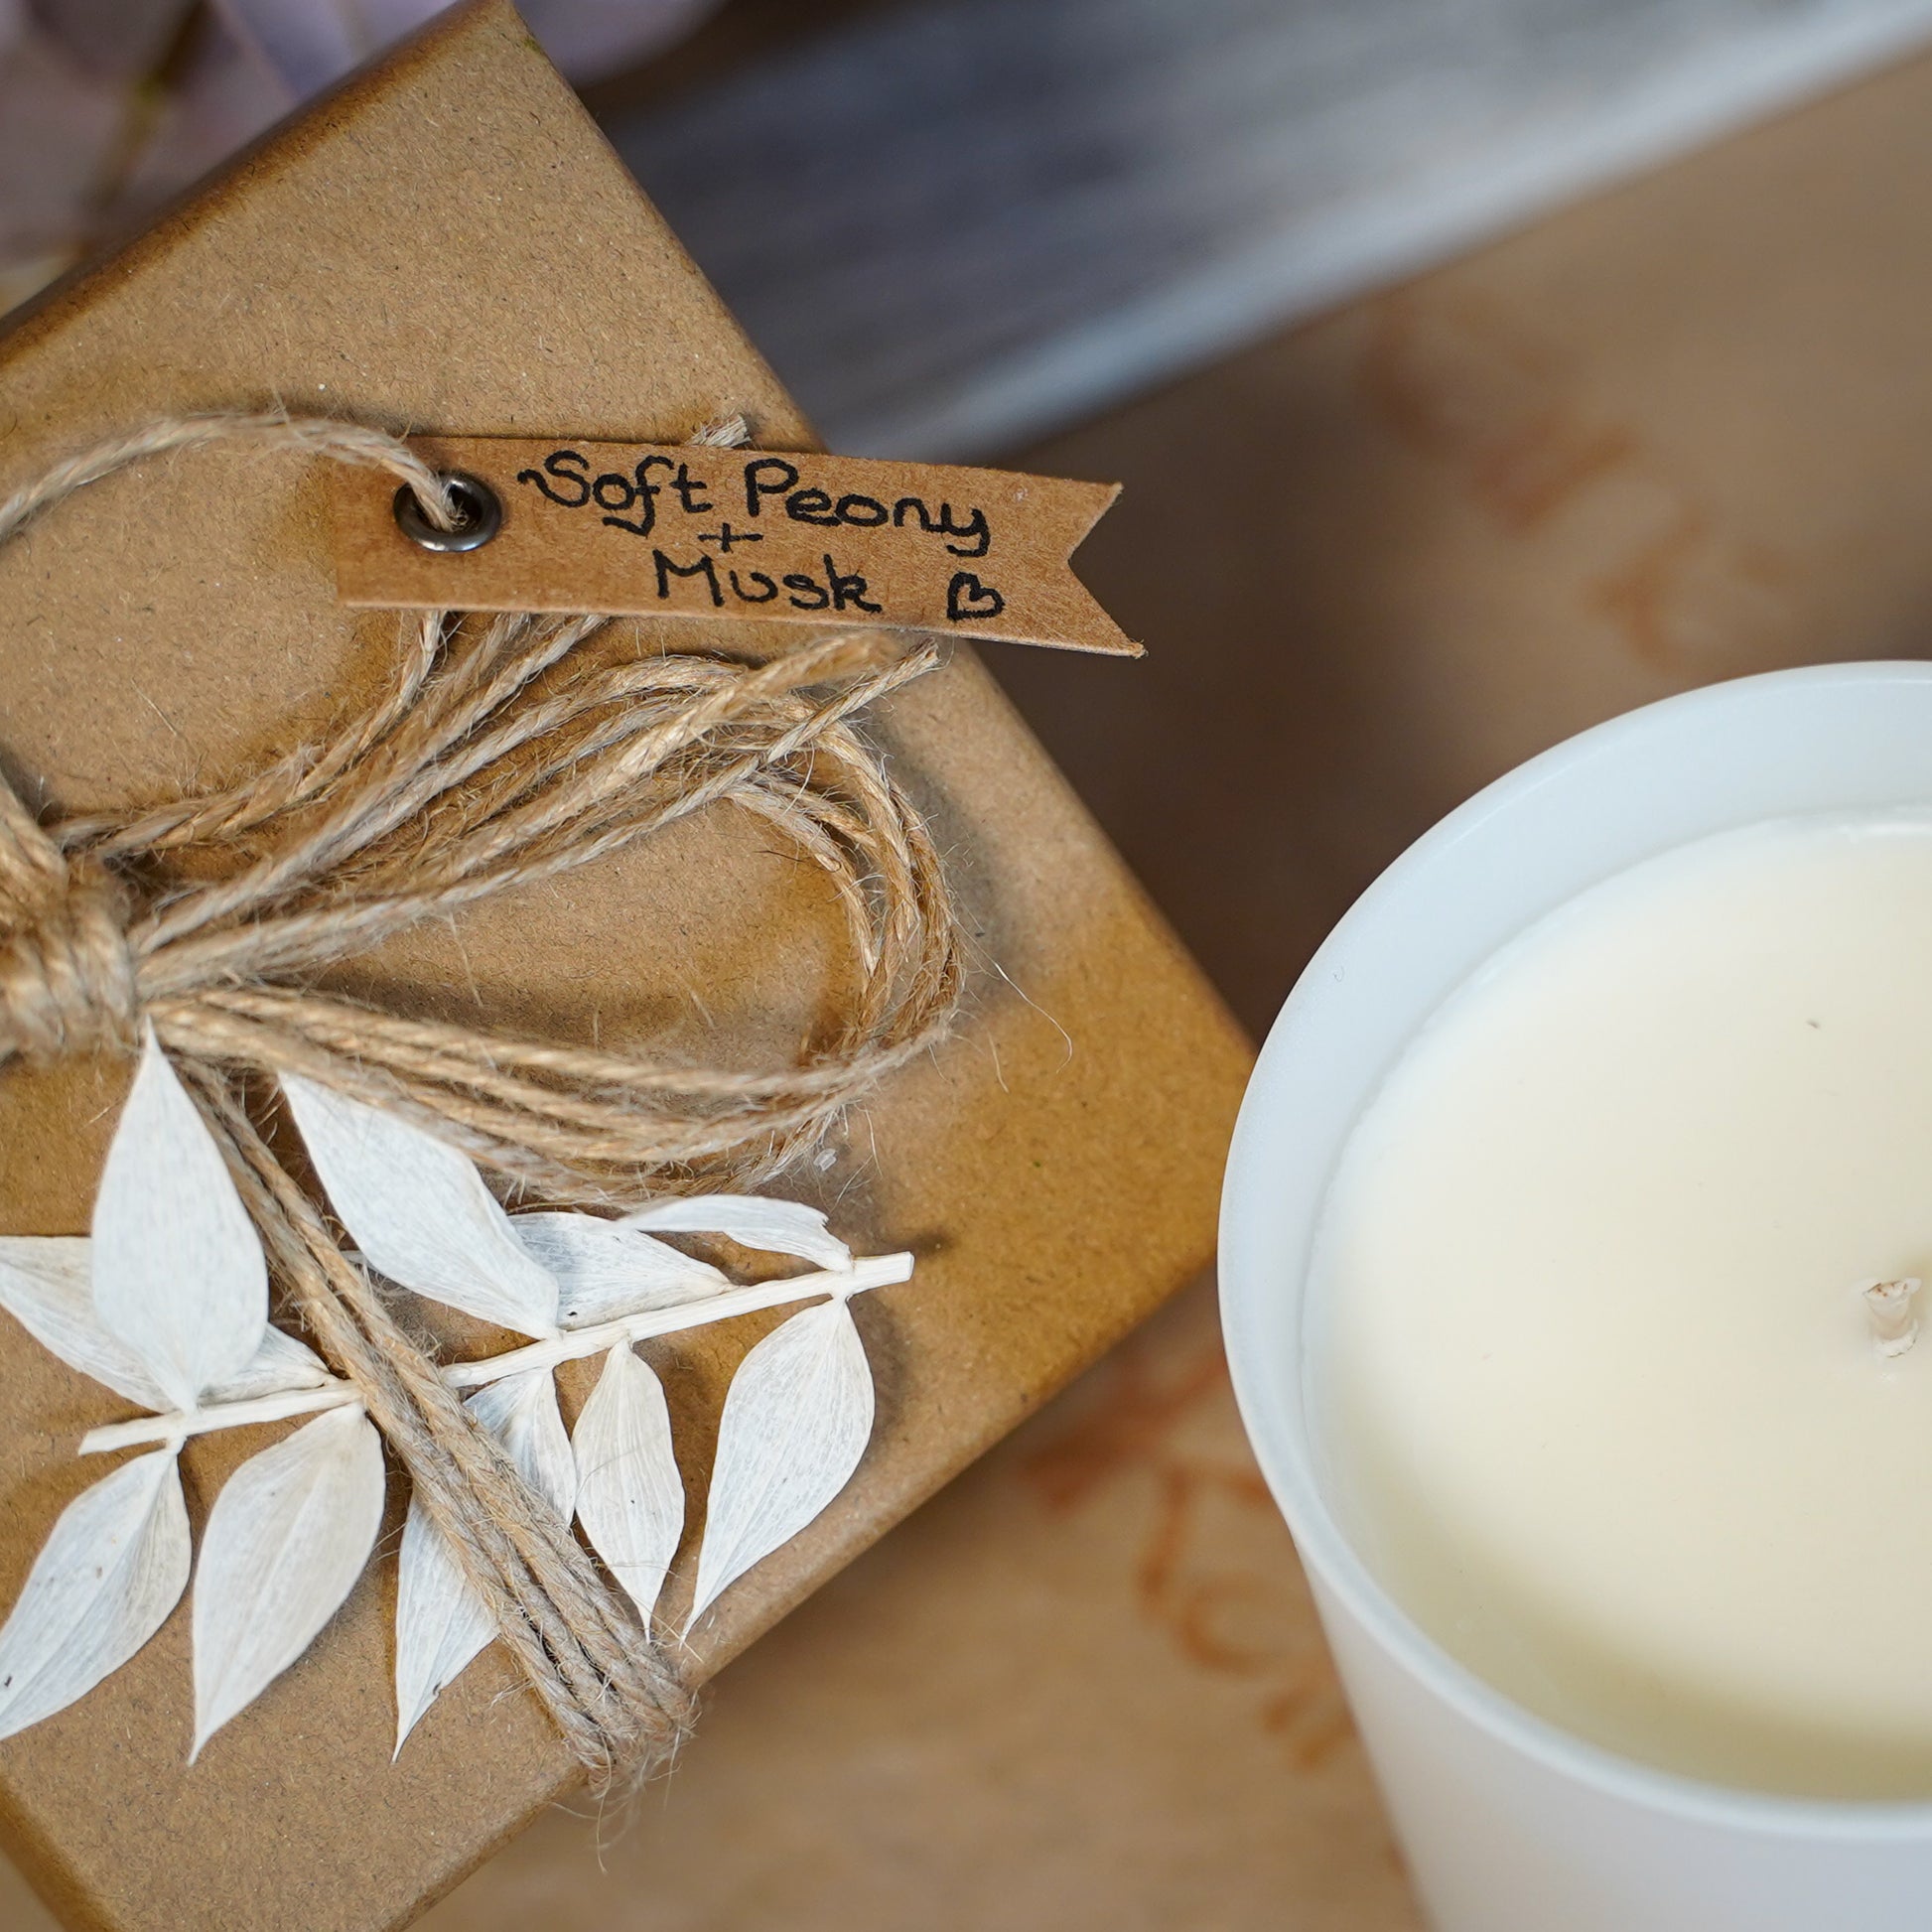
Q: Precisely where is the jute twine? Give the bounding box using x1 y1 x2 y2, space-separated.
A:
0 414 965 1782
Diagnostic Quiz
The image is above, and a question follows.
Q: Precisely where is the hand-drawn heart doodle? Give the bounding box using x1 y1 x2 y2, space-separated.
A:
946 572 1006 623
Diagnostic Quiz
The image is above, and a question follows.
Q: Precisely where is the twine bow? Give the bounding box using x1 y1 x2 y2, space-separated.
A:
0 416 964 1780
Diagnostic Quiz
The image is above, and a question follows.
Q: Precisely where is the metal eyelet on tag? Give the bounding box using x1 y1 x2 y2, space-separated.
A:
393 471 501 552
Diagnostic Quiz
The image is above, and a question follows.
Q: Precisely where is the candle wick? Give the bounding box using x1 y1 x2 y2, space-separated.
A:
1861 1277 1921 1358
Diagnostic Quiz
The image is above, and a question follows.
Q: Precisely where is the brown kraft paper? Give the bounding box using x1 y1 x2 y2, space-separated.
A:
0 5 1251 1930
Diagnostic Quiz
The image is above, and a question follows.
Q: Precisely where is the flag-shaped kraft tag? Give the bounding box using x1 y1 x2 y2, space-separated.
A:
331 436 1140 655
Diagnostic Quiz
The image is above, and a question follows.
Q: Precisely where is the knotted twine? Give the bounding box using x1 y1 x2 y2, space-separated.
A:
0 414 965 1782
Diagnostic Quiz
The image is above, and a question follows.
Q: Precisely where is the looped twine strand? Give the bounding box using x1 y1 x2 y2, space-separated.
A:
0 413 965 1784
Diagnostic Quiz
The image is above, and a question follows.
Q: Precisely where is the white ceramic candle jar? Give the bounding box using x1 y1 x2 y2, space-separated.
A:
1219 663 1932 1931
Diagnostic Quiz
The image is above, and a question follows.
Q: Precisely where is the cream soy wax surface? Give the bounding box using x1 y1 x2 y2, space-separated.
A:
1311 810 1932 1800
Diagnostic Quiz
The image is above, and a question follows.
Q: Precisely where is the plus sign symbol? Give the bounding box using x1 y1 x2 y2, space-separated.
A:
695 523 763 552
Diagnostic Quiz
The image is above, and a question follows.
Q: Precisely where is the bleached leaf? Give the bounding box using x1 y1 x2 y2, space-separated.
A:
0 1236 333 1411
204 1323 334 1403
282 1076 559 1336
513 1212 727 1329
573 1345 682 1623
0 1236 167 1408
621 1194 852 1273
0 1449 190 1738
394 1367 574 1750
391 1494 493 1759
191 1406 385 1756
92 1029 267 1412
685 1300 874 1632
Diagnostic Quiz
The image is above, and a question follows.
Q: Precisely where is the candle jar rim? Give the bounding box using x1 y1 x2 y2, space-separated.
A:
1220 659 1932 1837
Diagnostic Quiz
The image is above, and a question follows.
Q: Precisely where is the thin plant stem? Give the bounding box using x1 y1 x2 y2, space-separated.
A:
78 1254 914 1454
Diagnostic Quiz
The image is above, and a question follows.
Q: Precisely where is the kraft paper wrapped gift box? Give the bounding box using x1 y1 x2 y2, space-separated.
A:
0 6 1249 1929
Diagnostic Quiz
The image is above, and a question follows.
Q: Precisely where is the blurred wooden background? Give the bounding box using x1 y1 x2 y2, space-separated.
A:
607 0 1932 456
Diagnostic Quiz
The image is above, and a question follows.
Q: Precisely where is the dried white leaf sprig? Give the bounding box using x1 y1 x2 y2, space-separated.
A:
0 1030 913 1758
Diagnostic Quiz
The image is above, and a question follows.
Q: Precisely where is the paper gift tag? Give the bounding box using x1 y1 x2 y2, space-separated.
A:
332 436 1139 654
